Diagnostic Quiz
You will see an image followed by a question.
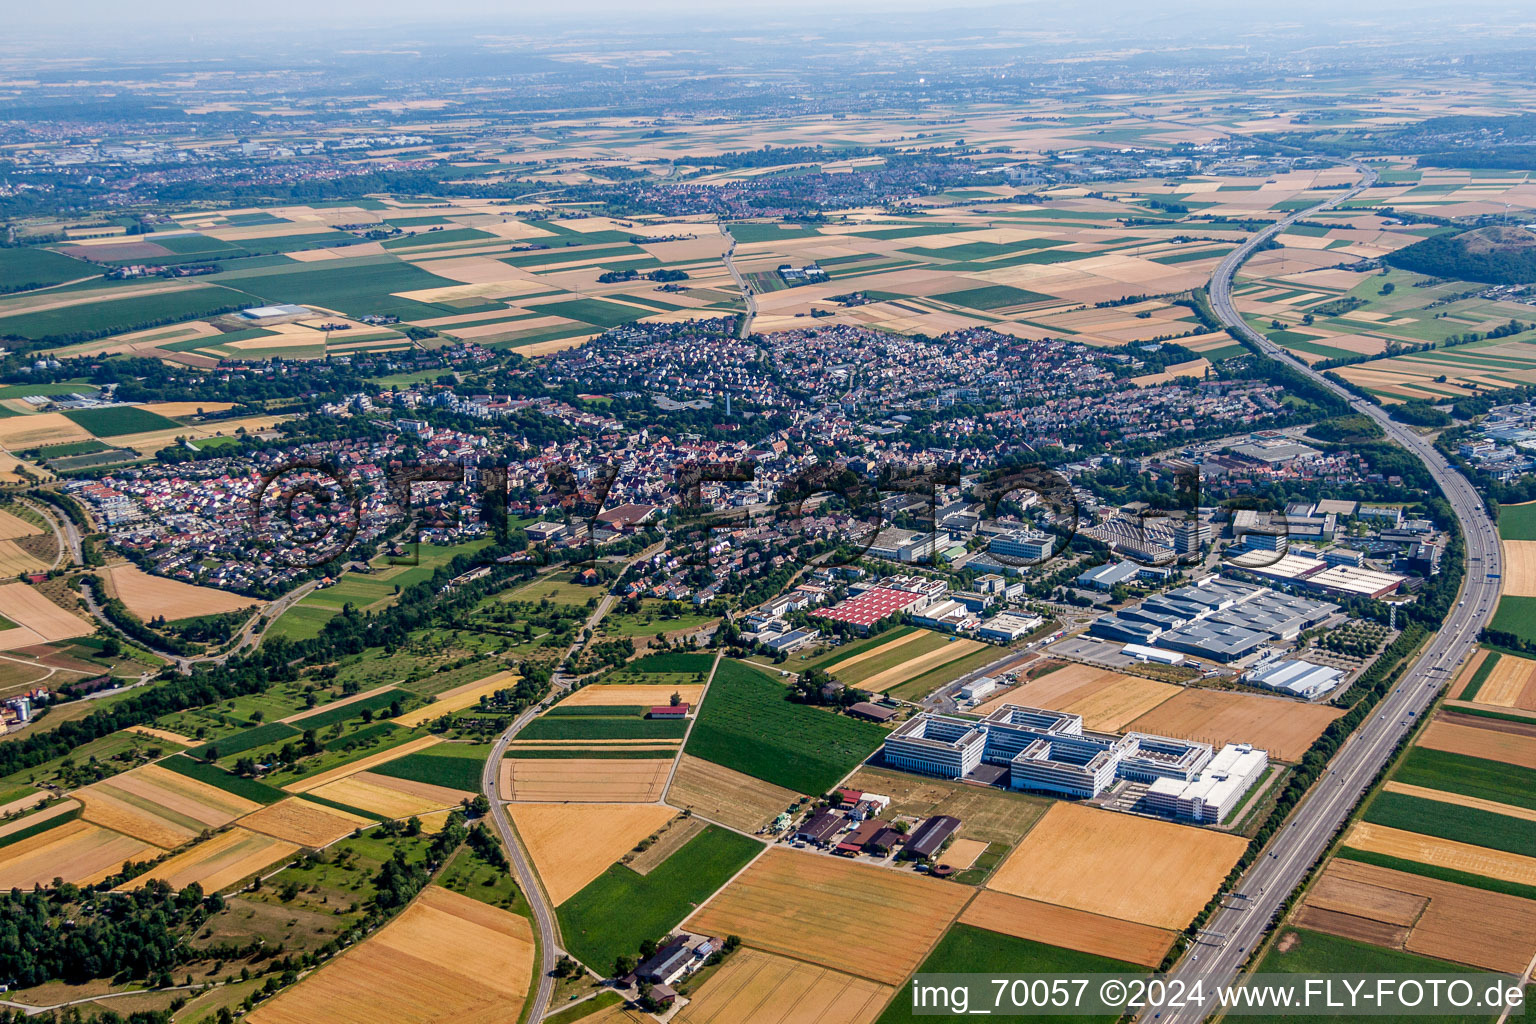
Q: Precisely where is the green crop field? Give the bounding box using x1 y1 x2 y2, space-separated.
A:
827 629 948 685
370 745 487 792
217 257 468 321
628 652 715 674
556 824 762 972
519 714 687 741
526 297 650 328
158 753 286 804
1489 596 1536 645
1394 746 1536 811
0 248 96 293
1497 501 1536 541
685 659 889 794
61 406 182 437
933 284 1053 310
381 227 495 249
811 626 916 671
0 285 255 343
188 721 301 759
1364 790 1536 857
1245 929 1482 1024
876 925 1139 1024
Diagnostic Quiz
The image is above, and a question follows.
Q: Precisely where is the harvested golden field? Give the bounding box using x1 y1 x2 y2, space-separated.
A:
284 736 441 793
1500 541 1536 597
0 581 92 648
556 683 707 709
686 848 968 986
501 757 671 803
856 638 986 694
306 772 469 820
104 564 260 622
1298 859 1536 973
0 510 41 540
826 629 931 674
973 662 1152 717
939 837 989 871
511 802 676 905
281 684 396 724
959 891 1176 968
77 763 260 848
0 413 92 449
393 670 520 728
672 947 893 1024
1060 676 1182 733
238 798 374 847
1472 653 1536 711
0 818 160 889
1418 717 1536 770
247 885 534 1024
0 540 47 579
987 802 1246 930
665 754 798 832
1343 822 1536 888
127 827 297 893
1127 687 1344 762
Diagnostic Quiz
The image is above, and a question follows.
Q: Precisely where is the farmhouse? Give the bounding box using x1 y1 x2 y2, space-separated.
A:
795 810 845 846
882 704 1212 799
903 815 960 860
648 704 690 719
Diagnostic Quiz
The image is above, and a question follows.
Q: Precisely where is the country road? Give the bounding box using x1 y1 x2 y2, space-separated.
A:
1152 161 1507 1022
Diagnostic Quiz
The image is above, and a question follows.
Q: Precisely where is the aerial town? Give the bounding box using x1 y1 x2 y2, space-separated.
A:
0 3 1532 1024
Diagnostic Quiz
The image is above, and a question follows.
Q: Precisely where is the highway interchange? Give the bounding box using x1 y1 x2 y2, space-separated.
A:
1153 162 1508 1022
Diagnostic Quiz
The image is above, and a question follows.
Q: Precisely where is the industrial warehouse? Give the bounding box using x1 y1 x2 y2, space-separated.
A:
1088 575 1340 663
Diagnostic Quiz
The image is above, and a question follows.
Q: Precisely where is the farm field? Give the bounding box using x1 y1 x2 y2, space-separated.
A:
1416 714 1536 770
511 801 676 905
283 734 442 793
392 670 520 728
1339 821 1536 889
557 824 763 973
664 753 800 833
685 848 969 986
1126 686 1344 762
237 797 375 847
556 682 706 709
0 817 160 889
1455 650 1536 711
501 757 672 802
0 581 92 650
1489 596 1536 645
1250 929 1486 1024
1500 540 1536 597
1295 858 1536 973
986 802 1247 930
874 925 1140 1024
825 629 973 691
75 761 260 847
246 884 534 1024
685 659 889 795
127 826 298 893
369 744 488 793
974 663 1179 732
843 765 1050 846
958 891 1176 968
672 948 892 1024
305 771 471 821
103 563 260 621
1392 746 1536 811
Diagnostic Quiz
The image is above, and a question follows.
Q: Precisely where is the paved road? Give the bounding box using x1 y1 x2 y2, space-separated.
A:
719 223 756 338
1153 161 1506 1022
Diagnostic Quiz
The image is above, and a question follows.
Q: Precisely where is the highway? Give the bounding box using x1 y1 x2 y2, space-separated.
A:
1153 161 1506 1022
719 222 756 338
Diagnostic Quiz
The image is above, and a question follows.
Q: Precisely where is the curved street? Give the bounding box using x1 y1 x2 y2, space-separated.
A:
1153 162 1506 1021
